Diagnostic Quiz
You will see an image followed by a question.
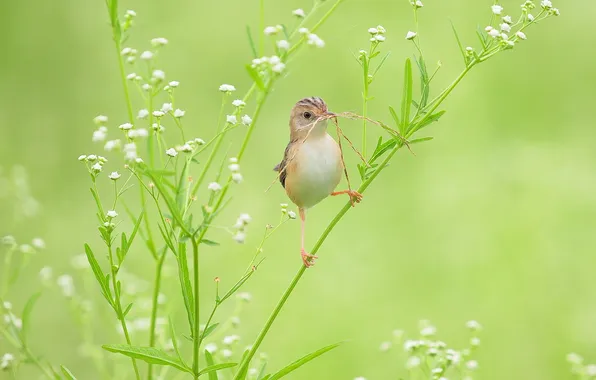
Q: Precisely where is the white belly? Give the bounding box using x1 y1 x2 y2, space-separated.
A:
286 134 342 209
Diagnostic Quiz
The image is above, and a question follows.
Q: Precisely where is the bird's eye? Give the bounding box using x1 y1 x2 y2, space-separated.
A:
303 112 312 119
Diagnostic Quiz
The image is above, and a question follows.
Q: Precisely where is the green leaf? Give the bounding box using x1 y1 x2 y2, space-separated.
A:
246 64 265 91
123 303 133 317
235 349 250 380
120 211 144 262
410 137 434 144
414 55 430 109
61 365 77 379
21 292 41 343
205 350 218 380
176 159 192 210
158 223 176 253
388 106 400 129
399 58 413 135
370 140 397 163
372 51 392 77
102 345 192 373
413 110 446 133
246 25 258 58
476 27 488 49
200 239 220 246
169 318 185 365
220 270 255 303
177 242 195 335
450 20 467 66
89 187 105 217
268 342 343 380
198 362 238 376
84 244 113 307
200 323 219 343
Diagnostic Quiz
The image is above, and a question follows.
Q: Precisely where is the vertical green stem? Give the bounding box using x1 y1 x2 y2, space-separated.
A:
191 238 200 378
147 250 167 380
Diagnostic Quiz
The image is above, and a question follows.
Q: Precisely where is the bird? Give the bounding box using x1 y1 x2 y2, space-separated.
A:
274 97 362 268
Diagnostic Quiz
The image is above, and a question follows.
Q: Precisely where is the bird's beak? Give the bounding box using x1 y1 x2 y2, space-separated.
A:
325 111 336 118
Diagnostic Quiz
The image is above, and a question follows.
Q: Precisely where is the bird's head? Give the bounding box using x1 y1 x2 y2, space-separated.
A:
289 97 335 137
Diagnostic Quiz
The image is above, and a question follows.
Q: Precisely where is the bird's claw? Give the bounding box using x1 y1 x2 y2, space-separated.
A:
348 190 363 207
301 249 318 268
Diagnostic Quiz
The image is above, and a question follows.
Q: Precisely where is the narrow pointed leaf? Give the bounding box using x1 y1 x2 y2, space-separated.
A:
413 110 446 133
200 239 220 246
169 318 185 364
198 362 238 376
388 106 400 129
246 25 258 58
177 242 195 335
21 292 41 343
61 365 77 379
400 58 413 134
372 51 392 77
102 345 192 373
200 323 220 343
450 20 467 66
84 244 113 306
204 350 218 380
268 342 343 380
246 65 265 91
410 136 434 144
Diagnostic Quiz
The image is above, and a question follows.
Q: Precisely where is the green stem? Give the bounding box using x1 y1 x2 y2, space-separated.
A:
114 40 134 124
234 63 476 377
288 0 346 55
22 346 54 380
147 250 167 380
191 238 200 378
108 245 141 380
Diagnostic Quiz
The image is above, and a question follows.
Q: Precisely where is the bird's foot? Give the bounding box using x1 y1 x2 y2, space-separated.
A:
301 249 318 268
348 190 363 205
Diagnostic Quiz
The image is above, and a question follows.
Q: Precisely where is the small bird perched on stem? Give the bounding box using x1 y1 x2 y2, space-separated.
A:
274 97 362 268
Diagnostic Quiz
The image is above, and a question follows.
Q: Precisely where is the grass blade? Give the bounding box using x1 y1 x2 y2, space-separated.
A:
177 242 195 336
198 363 238 376
268 342 343 380
400 58 413 134
103 345 192 373
246 25 258 58
204 350 218 380
61 365 77 379
84 244 114 307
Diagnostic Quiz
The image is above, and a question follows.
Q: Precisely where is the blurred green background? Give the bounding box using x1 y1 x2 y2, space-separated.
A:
1 0 595 379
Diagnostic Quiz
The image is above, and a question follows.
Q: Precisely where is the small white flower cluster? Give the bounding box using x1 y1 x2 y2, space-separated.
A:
405 31 417 40
219 84 236 93
92 114 109 142
232 99 246 108
208 182 222 192
121 47 139 64
280 203 297 219
123 142 142 162
375 320 481 379
57 274 75 297
292 8 305 18
78 154 108 174
104 139 121 152
251 55 286 74
567 352 596 377
164 80 180 92
232 214 252 244
39 266 53 282
411 0 424 8
167 137 205 156
218 334 240 359
151 37 169 47
228 157 243 184
0 353 14 370
368 25 386 42
2 302 22 330
1 235 16 247
237 292 252 302
263 25 283 36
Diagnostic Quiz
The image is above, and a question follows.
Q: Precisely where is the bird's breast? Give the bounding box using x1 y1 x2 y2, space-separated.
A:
285 134 342 209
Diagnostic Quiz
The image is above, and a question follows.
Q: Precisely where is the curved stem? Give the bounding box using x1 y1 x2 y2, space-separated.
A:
191 238 200 378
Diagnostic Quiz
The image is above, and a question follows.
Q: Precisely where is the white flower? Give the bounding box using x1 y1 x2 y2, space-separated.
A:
121 47 132 55
91 162 103 173
151 37 169 46
152 69 165 81
222 349 233 358
237 292 252 302
277 40 290 50
368 27 379 34
470 337 481 346
228 164 240 172
124 143 137 161
263 26 279 35
488 29 500 38
586 365 596 376
406 356 421 369
375 35 386 42
165 148 178 157
485 25 494 32
500 23 511 32
269 55 281 65
208 182 222 192
506 40 515 47
87 154 97 161
238 213 252 224
465 320 482 330
466 360 479 370
413 0 424 7
1 353 15 370
152 110 165 118
307 33 325 48
219 84 236 92
421 325 436 336
229 157 238 163
287 211 296 219
94 115 108 125
119 122 133 130
169 80 180 87
106 210 118 218
233 231 246 243
502 15 512 23
204 343 218 353
140 51 153 60
491 4 503 14
39 266 53 282
126 10 136 17
405 31 417 40
298 27 309 34
226 115 237 124
528 13 535 21
566 353 583 365
223 335 240 345
270 62 285 73
126 73 137 81
551 7 560 16
194 138 205 145
516 31 527 40
377 25 386 33
136 109 149 120
232 99 245 107
78 155 87 161
292 8 306 17
161 103 173 113
379 341 391 352
241 115 252 125
174 109 185 118
180 144 193 152
109 171 121 180
92 129 107 142
57 275 75 297
540 0 552 8
31 238 45 249
232 173 243 184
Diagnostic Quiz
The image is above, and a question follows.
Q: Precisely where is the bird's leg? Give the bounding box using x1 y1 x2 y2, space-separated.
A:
331 190 363 206
299 208 317 268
